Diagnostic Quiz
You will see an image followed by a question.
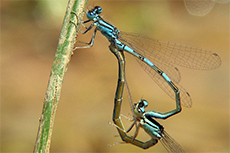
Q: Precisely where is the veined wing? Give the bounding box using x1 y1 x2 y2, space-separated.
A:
160 130 186 153
117 32 221 107
118 32 221 71
118 32 221 107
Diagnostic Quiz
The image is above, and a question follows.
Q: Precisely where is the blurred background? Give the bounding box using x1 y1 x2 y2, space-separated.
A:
1 0 229 152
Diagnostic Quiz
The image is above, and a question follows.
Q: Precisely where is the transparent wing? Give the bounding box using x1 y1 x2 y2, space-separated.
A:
119 32 221 70
160 130 186 153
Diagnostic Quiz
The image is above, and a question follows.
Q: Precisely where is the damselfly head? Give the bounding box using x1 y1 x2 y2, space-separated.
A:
139 99 148 108
87 6 102 20
94 6 102 14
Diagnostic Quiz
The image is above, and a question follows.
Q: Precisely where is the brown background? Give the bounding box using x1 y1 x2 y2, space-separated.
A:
1 1 229 152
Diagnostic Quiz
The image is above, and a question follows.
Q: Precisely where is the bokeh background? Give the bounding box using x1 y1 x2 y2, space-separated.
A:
1 1 229 152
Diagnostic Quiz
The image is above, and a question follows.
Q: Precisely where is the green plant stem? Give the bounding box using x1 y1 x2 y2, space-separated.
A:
33 0 87 152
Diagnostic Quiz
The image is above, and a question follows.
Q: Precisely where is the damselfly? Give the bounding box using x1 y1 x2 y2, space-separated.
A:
73 6 221 108
113 99 185 152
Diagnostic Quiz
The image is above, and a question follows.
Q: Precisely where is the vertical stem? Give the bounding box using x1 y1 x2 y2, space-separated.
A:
33 0 88 152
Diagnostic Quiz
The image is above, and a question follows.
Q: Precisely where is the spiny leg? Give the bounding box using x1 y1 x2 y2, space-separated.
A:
71 10 91 31
70 11 98 49
74 28 98 49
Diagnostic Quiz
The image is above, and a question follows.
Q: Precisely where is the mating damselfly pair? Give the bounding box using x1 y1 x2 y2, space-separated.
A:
72 5 221 152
